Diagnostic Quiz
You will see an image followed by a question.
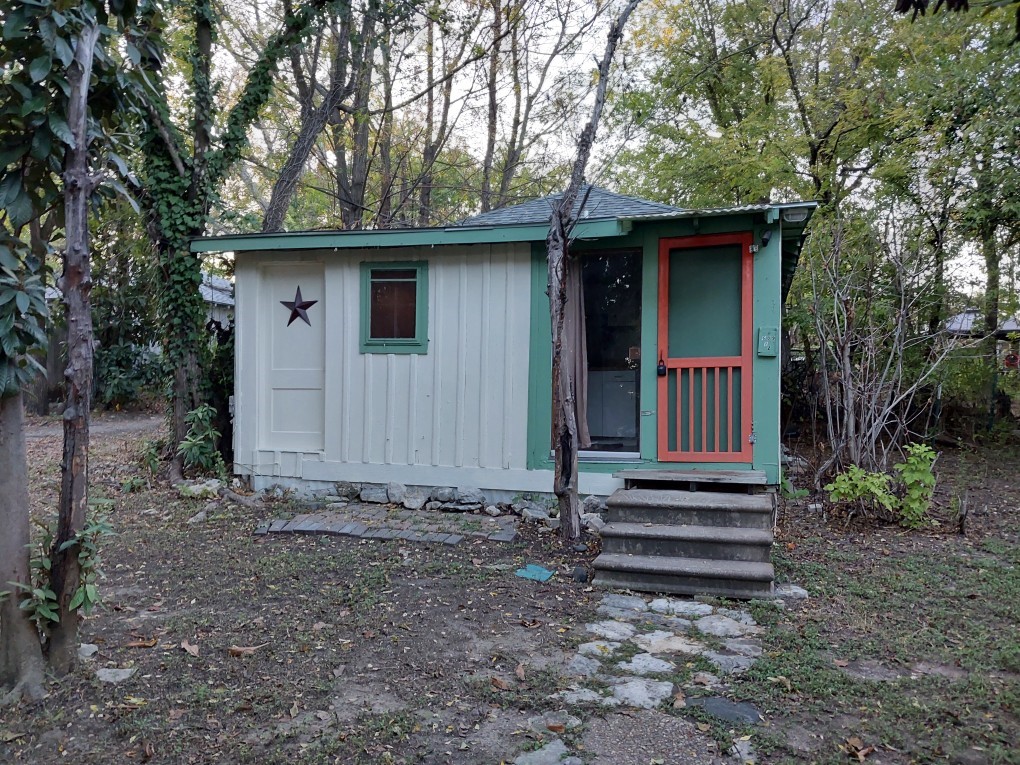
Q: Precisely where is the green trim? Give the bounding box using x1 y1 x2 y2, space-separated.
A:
527 243 553 469
359 261 429 354
191 219 628 254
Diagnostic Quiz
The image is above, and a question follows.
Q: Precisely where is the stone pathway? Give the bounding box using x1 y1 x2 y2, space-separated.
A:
514 591 768 765
255 502 519 546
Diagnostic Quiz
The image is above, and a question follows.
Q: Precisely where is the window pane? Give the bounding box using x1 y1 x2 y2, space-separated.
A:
371 269 417 281
370 279 417 339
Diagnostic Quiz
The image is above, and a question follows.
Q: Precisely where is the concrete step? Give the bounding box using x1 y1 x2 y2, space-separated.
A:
600 523 773 562
615 469 767 490
607 488 774 529
592 553 775 599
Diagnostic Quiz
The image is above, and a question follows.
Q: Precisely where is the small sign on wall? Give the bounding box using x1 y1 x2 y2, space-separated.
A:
757 326 778 357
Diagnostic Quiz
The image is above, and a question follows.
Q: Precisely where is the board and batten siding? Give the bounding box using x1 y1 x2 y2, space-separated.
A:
234 243 542 493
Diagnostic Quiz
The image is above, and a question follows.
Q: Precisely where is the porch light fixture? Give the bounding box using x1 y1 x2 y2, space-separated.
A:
760 230 772 249
781 208 809 224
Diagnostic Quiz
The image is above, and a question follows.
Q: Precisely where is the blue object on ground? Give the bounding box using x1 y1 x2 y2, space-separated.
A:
515 564 554 582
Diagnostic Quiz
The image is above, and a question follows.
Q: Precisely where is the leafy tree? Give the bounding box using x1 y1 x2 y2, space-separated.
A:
1 0 136 697
125 0 352 472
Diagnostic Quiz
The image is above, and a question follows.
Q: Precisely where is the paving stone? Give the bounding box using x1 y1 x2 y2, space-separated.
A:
731 737 757 764
253 523 270 535
597 604 648 620
527 710 582 734
488 529 518 543
633 630 705 656
703 651 756 675
649 598 714 617
695 615 754 638
442 534 464 545
565 654 601 677
585 620 637 641
96 667 137 684
690 671 721 688
268 519 289 532
717 608 757 626
609 678 675 709
513 739 581 765
617 653 675 676
346 522 368 536
280 516 304 532
551 687 617 706
404 531 427 542
375 529 399 540
78 644 99 660
575 642 621 663
686 696 761 724
724 638 763 658
424 532 449 543
776 583 809 600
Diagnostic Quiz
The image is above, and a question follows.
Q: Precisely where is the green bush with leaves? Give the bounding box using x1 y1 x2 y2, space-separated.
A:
825 443 938 528
893 443 937 528
8 512 114 628
177 404 227 477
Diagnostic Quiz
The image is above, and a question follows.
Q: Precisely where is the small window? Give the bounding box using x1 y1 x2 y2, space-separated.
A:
360 261 428 354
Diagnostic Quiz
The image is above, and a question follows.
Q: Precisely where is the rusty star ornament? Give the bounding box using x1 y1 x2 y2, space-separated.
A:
280 286 318 326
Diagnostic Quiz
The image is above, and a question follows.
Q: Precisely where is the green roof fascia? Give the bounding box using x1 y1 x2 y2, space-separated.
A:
190 219 630 254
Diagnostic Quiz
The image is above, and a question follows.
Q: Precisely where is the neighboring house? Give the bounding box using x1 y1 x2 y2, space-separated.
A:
946 307 1020 365
201 273 235 327
193 188 817 597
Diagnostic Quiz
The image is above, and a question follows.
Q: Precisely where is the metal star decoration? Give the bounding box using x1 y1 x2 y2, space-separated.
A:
280 286 318 326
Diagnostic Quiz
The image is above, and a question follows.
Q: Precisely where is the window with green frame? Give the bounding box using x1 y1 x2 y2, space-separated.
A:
359 261 429 353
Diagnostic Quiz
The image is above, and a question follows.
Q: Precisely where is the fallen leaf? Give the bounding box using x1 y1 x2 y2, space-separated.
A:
332 665 347 678
362 630 376 639
141 740 155 761
228 644 266 657
521 620 540 629
472 558 483 566
672 690 687 709
834 659 850 668
546 723 565 734
490 676 510 691
181 640 199 658
697 722 711 732
126 638 158 648
167 709 186 721
515 663 526 681
312 622 328 631
1 731 25 743
289 701 299 718
768 675 793 692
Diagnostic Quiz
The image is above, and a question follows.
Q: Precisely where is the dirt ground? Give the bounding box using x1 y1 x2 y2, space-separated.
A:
2 412 1018 764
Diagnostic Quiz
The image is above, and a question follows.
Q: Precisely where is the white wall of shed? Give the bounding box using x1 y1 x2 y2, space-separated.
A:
234 244 534 492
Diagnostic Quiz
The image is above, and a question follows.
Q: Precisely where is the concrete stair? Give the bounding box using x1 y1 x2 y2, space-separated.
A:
593 471 775 599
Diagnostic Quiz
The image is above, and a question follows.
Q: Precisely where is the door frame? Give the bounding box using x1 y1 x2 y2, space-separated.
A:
656 232 754 462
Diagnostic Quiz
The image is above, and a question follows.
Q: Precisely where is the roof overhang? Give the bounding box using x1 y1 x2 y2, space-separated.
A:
191 201 819 256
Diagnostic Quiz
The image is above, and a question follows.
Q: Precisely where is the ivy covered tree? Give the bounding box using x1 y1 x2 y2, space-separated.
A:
126 0 356 474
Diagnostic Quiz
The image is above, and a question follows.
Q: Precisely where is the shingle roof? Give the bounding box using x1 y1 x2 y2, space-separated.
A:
201 273 234 307
456 186 684 227
946 308 1020 337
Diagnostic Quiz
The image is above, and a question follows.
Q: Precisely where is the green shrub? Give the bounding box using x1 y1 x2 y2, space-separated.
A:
825 443 937 528
177 404 227 477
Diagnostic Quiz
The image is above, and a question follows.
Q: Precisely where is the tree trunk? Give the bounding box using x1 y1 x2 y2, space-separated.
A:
0 394 47 703
47 20 100 675
480 0 502 213
981 222 1000 427
549 0 641 543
